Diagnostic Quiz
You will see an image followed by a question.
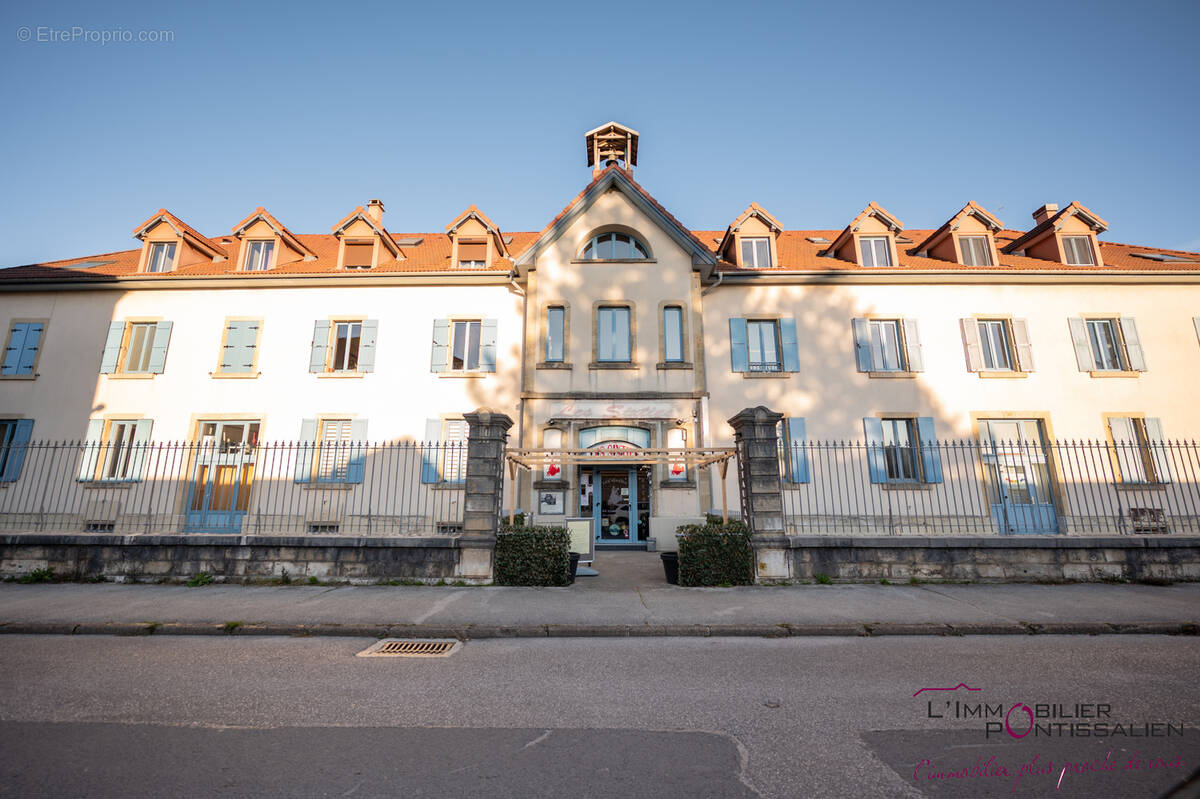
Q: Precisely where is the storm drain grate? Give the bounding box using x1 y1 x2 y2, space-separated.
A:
356 638 461 658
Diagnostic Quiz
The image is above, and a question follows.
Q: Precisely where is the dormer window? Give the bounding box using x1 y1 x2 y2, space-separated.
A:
1063 236 1095 266
146 242 176 273
243 240 275 271
959 236 993 266
581 232 648 260
343 240 374 270
860 237 892 267
457 240 487 269
740 237 772 267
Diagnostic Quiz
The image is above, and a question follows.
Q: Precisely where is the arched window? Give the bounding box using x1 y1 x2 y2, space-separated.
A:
580 232 649 260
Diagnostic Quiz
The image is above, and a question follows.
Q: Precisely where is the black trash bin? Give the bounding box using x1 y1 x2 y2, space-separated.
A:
660 552 679 585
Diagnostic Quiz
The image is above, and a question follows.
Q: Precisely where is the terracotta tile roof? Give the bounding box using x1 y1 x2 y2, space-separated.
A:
133 209 226 259
1002 201 1109 254
2 191 1197 282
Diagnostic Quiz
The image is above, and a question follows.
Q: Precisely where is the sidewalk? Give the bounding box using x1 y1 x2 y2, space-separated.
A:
1 553 1197 638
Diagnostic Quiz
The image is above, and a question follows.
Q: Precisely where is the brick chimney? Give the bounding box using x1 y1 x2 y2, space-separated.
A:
366 199 385 225
1032 203 1059 225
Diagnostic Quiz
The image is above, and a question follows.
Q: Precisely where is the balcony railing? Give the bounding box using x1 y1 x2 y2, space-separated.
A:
748 361 782 373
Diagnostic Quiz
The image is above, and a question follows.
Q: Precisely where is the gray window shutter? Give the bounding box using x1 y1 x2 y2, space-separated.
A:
294 418 318 483
222 321 258 372
786 417 809 484
1119 317 1146 371
902 319 924 372
357 319 379 372
1144 418 1172 484
480 319 498 372
77 419 105 481
421 418 442 483
778 317 800 373
960 319 982 372
852 318 872 372
127 419 153 481
100 321 125 374
862 417 887 484
916 417 943 483
0 419 33 482
1109 417 1143 484
1067 318 1094 371
146 321 172 374
309 321 330 373
1194 316 1200 346
430 319 450 373
728 318 748 372
1011 319 1035 372
347 419 368 484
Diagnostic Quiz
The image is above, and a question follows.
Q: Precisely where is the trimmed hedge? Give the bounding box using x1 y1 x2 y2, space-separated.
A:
677 519 754 586
494 524 570 586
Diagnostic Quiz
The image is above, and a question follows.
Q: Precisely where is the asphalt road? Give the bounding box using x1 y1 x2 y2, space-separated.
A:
0 635 1197 798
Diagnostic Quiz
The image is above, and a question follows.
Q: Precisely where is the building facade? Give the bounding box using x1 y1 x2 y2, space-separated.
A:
2 122 1199 549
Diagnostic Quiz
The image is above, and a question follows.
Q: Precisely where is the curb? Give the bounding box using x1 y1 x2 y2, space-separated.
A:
0 621 1196 639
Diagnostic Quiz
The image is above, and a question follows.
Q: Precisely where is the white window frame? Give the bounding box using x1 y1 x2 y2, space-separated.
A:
746 319 781 372
881 417 921 483
959 236 993 266
1063 236 1096 266
580 232 649 261
596 307 632 362
97 420 142 482
1086 319 1125 371
123 322 158 374
441 418 468 484
330 320 364 372
545 306 565 363
860 237 892 268
868 319 905 371
663 306 685 363
978 319 1013 371
740 237 772 268
243 239 275 271
145 241 177 273
315 419 353 483
449 319 483 372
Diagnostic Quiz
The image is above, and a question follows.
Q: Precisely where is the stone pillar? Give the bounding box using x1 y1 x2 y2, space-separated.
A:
457 408 513 581
728 406 791 581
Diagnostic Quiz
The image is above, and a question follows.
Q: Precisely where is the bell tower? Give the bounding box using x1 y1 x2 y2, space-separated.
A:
585 121 639 178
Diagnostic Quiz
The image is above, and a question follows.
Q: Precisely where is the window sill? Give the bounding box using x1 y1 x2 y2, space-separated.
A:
0 373 37 380
656 362 693 371
316 372 366 379
104 373 156 380
977 370 1027 379
570 259 657 265
536 362 572 370
301 483 353 491
211 371 262 380
1088 370 1140 379
1114 482 1169 492
866 371 918 379
431 482 465 490
881 482 933 491
659 479 696 489
79 481 137 489
741 371 792 379
589 362 639 370
437 371 491 379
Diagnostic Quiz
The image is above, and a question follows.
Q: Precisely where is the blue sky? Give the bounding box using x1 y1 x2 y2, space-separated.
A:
2 0 1198 266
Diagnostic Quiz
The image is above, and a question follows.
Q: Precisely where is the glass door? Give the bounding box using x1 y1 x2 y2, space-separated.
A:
979 419 1059 534
597 469 632 541
184 421 260 533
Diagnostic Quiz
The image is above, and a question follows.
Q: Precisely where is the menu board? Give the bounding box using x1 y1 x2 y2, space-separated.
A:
565 516 595 563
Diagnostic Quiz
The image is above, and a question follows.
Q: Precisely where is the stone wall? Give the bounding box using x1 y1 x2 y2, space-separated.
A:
788 536 1200 583
0 533 474 584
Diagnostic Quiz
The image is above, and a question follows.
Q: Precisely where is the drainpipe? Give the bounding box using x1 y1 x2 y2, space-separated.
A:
700 271 724 295
507 260 527 515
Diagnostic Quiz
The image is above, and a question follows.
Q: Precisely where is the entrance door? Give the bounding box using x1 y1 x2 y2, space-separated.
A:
579 466 652 545
979 419 1059 534
184 421 260 533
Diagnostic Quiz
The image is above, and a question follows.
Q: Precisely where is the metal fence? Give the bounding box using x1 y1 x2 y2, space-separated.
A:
0 440 467 536
779 439 1200 536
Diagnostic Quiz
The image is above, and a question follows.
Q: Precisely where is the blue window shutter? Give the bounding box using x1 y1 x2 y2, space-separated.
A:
787 417 809 484
127 419 153 482
902 319 924 372
1 419 33 482
4 323 41 376
309 321 330 373
430 319 450 373
917 417 943 483
347 419 368 484
77 419 105 481
18 324 43 374
358 319 379 372
294 418 317 483
421 419 442 483
863 417 887 484
100 322 125 374
480 319 498 372
1 323 26 373
852 318 872 372
780 317 800 373
1144 417 1172 484
147 321 172 374
222 321 258 372
1119 317 1146 371
728 318 748 372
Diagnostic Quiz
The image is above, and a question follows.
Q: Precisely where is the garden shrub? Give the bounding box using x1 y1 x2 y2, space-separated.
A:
677 519 754 587
494 524 570 586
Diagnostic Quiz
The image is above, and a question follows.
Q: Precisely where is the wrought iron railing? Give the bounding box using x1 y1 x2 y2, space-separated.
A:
778 439 1200 536
0 440 467 536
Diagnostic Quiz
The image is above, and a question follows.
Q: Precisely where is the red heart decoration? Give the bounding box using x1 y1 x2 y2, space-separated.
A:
547 464 560 476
